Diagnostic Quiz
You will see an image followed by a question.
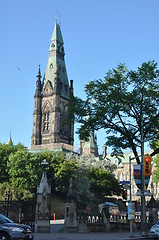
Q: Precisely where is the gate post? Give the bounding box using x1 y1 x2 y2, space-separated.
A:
36 160 51 233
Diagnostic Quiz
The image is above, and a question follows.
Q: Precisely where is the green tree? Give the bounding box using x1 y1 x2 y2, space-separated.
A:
69 61 159 163
2 143 120 204
0 143 26 183
89 166 121 201
7 149 42 199
73 155 120 208
7 149 78 199
151 140 159 185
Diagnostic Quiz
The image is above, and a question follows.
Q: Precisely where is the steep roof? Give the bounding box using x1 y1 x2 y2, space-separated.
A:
7 132 13 145
42 21 70 99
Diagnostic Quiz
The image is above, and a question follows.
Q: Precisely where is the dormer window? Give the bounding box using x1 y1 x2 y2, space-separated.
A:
49 63 53 69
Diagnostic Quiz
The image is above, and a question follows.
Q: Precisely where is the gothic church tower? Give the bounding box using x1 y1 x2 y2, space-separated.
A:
31 21 74 151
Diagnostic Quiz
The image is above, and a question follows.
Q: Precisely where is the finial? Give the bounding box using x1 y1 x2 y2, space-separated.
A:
59 12 61 25
36 64 41 79
55 11 57 23
38 64 41 74
55 11 61 25
41 159 48 172
7 131 13 145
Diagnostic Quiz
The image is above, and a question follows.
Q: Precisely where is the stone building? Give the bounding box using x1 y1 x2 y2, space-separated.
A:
31 20 74 152
79 131 98 157
106 151 159 203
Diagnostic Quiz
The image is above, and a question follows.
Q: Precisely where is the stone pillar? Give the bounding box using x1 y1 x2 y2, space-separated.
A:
36 160 51 233
64 178 77 232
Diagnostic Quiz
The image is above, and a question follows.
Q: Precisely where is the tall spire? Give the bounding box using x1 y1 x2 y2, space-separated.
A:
42 21 69 99
7 132 13 145
34 65 42 97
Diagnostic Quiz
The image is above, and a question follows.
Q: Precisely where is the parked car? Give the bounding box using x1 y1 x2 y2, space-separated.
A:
0 213 33 240
150 220 159 239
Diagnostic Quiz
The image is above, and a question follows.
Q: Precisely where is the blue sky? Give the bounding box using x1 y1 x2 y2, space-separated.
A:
1 0 159 154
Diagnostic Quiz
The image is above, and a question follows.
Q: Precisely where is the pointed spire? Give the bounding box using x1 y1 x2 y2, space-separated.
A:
70 80 74 96
49 21 64 52
37 65 41 79
43 21 70 99
66 178 77 203
7 132 13 145
35 65 42 97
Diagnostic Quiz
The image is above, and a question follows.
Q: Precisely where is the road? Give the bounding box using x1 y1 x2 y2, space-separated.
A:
33 220 151 240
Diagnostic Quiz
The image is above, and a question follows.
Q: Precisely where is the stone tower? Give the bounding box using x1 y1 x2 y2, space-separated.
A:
79 131 98 157
31 21 74 151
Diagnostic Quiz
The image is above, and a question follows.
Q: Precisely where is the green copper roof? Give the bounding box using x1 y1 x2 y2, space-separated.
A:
50 20 64 46
84 132 98 149
7 132 13 145
42 21 70 99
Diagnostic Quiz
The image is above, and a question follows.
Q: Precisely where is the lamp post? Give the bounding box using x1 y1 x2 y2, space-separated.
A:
129 156 133 237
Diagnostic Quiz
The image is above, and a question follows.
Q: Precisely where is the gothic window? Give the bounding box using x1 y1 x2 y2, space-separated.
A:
60 103 69 137
43 112 50 132
43 103 51 133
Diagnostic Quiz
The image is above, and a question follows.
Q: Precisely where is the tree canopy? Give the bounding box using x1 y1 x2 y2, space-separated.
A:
69 61 159 163
0 143 120 206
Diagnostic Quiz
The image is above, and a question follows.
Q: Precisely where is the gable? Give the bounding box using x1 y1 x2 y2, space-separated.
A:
43 80 53 94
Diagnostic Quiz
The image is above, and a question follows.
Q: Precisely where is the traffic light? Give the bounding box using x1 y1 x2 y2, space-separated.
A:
143 155 152 176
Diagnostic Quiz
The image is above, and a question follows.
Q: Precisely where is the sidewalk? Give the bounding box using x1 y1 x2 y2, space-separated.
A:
33 232 151 240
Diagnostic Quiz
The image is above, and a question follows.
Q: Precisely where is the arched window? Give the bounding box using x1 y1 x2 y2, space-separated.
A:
43 103 50 133
44 112 50 131
60 103 69 137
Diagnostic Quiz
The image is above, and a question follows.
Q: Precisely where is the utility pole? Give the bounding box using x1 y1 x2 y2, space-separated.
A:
141 118 147 236
129 156 133 237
